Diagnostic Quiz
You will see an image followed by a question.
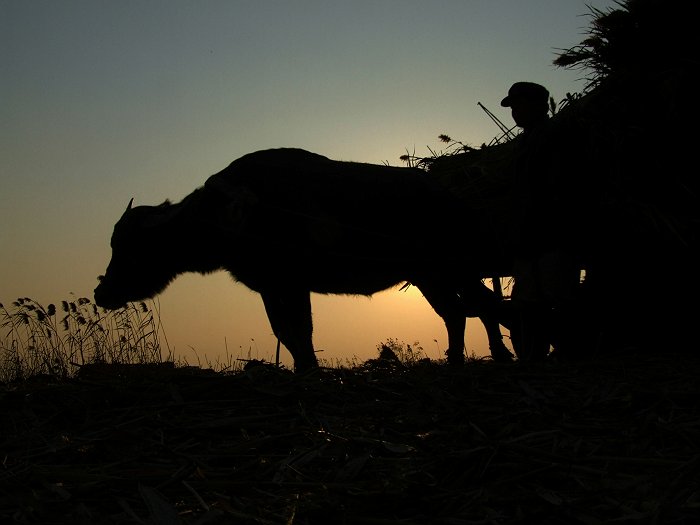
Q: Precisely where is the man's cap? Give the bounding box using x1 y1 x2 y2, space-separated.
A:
500 82 549 107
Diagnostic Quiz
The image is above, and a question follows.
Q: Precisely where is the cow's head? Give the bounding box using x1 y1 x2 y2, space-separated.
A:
94 199 180 309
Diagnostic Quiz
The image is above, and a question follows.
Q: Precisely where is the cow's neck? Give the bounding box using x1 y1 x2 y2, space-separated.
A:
163 188 226 276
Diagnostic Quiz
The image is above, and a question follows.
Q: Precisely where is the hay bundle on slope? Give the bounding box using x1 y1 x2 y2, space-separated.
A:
417 0 699 352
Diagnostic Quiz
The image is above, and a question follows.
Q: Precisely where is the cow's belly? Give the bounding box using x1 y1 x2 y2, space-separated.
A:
230 256 417 296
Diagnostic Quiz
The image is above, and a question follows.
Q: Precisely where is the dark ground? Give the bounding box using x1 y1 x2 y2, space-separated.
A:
2 353 700 524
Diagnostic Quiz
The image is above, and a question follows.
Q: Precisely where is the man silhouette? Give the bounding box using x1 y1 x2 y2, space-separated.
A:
501 81 550 133
501 82 582 361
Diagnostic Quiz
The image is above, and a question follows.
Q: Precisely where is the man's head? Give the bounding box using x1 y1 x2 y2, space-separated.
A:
501 82 549 130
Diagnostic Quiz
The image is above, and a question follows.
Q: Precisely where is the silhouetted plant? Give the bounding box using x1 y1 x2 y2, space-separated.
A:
375 338 428 367
400 134 480 170
554 0 692 90
0 297 166 382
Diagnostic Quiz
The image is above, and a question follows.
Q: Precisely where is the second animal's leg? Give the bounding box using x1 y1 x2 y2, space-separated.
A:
260 289 319 372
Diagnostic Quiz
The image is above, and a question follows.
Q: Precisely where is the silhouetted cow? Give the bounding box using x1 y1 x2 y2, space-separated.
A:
94 148 512 371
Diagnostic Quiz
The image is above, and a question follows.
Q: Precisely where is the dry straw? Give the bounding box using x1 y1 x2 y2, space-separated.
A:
1 355 699 523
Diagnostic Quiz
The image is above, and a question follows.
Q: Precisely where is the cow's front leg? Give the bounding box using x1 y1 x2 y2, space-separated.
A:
260 289 318 372
444 313 467 366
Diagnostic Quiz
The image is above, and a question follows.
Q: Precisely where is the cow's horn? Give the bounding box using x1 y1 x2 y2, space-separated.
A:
126 198 134 212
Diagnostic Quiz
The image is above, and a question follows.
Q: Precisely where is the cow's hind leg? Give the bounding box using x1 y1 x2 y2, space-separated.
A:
466 281 513 362
416 284 466 366
473 282 514 362
260 289 318 372
419 279 513 365
480 315 514 362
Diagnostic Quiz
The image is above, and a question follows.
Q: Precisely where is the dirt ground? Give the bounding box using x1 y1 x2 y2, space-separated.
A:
2 353 699 524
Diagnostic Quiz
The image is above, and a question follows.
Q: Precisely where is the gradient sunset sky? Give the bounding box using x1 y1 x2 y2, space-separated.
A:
2 0 617 367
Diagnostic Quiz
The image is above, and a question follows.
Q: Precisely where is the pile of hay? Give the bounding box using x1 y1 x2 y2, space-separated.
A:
422 0 697 250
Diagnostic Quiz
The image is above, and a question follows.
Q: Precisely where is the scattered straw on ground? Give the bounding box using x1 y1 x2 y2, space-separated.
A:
2 354 699 524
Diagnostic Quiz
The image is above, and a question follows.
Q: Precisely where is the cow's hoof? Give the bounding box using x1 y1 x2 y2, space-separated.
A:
293 360 320 375
446 353 465 367
490 345 515 363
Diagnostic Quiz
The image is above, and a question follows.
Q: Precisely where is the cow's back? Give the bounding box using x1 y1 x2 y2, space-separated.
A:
204 148 465 246
201 148 487 291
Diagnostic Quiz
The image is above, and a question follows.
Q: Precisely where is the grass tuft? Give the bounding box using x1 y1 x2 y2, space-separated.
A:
0 296 166 383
